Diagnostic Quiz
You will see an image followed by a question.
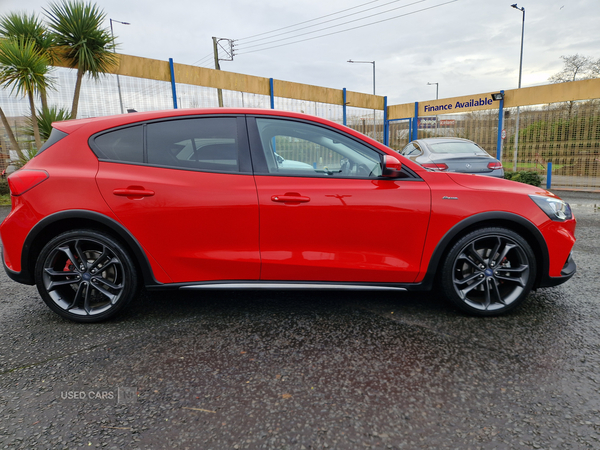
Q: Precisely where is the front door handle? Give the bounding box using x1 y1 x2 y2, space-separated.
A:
271 194 310 203
113 187 155 199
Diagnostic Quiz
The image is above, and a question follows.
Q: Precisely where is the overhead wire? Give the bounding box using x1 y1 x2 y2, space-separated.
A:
192 52 214 67
239 0 408 45
238 0 381 41
235 0 457 55
236 0 426 51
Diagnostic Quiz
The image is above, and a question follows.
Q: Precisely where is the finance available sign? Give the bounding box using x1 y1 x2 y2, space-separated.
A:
423 97 493 113
419 93 497 116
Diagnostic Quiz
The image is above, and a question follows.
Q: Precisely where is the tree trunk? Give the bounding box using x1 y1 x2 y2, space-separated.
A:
0 106 25 161
28 91 42 150
71 67 84 119
40 88 48 112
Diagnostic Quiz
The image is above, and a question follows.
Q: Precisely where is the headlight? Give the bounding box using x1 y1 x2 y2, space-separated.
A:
529 195 573 221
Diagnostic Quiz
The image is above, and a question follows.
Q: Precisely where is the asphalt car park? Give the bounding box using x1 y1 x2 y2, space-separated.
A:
0 191 599 449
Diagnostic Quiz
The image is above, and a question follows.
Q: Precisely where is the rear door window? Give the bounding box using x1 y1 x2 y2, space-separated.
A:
146 118 239 172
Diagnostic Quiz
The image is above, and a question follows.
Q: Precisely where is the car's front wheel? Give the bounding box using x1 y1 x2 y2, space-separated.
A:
441 227 536 316
35 230 139 322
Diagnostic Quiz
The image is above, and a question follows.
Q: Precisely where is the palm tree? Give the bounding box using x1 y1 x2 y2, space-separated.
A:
44 0 117 119
0 12 56 110
0 106 23 160
0 37 52 151
27 105 71 142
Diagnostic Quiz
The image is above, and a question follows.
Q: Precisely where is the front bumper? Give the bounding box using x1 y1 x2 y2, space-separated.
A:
539 253 576 288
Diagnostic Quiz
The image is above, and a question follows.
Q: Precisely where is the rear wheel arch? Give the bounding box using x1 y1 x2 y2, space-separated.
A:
422 212 549 290
22 210 159 287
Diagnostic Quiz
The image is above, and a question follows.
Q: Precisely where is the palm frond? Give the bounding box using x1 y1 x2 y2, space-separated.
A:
44 0 117 78
0 12 57 64
25 105 72 141
0 37 52 98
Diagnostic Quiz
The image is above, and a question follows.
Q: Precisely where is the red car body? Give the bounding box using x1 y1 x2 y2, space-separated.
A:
0 108 576 321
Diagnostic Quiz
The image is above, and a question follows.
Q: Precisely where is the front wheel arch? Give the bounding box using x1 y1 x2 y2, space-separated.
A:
420 213 548 292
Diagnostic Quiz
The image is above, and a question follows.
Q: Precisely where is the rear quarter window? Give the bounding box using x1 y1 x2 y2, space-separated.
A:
36 128 68 156
92 126 144 163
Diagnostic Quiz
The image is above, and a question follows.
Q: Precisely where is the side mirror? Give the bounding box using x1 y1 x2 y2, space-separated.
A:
382 155 402 178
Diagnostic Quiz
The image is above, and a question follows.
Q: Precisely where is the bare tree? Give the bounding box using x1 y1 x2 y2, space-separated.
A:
549 54 593 83
589 57 600 78
549 54 598 117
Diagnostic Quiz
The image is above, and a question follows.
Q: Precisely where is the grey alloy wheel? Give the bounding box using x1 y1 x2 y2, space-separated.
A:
35 230 138 322
441 227 536 316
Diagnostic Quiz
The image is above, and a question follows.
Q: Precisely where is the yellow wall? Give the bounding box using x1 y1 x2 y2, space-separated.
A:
53 52 600 117
54 53 385 110
505 78 600 108
388 78 600 120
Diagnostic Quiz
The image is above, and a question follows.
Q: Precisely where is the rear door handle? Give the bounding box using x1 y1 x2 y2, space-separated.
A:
113 187 155 199
271 194 310 203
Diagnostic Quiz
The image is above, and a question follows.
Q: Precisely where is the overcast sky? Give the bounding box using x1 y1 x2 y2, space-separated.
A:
2 0 600 105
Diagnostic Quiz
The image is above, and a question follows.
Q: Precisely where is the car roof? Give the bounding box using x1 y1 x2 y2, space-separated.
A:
416 137 476 144
51 108 323 134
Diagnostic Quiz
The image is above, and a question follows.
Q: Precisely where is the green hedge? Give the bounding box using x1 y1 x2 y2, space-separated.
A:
504 171 542 187
0 179 9 196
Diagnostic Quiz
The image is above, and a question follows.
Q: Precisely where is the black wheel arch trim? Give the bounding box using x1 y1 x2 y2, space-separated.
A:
412 211 551 291
7 210 561 293
15 210 161 286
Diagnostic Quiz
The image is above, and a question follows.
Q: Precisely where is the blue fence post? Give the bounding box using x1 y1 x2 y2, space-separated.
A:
269 78 275 109
496 90 505 160
169 58 178 109
546 162 553 189
343 88 347 126
383 96 389 146
412 102 419 141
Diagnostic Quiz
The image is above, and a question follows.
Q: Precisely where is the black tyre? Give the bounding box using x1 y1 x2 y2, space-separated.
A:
441 227 536 316
35 230 139 322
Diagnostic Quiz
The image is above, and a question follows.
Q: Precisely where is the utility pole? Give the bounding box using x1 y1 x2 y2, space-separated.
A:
212 37 235 108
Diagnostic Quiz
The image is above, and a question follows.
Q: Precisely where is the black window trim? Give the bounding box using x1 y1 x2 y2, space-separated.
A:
88 114 253 175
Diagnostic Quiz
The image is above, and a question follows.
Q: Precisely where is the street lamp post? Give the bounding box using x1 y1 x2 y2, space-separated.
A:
511 3 525 172
348 60 376 139
110 18 130 114
427 82 439 133
427 82 439 100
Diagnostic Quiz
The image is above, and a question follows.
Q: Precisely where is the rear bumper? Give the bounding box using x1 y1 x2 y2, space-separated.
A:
2 248 34 285
539 253 576 288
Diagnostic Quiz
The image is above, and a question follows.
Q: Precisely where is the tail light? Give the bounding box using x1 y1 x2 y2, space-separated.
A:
422 163 449 171
487 161 503 170
7 169 49 196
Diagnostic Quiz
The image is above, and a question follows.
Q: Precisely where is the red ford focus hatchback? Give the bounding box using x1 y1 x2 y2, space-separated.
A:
0 108 576 322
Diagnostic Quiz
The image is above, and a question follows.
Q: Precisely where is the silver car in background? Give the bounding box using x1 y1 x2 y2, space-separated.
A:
400 137 504 178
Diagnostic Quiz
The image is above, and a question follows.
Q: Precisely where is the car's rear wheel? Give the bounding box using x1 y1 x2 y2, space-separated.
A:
35 230 138 322
441 227 536 316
